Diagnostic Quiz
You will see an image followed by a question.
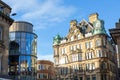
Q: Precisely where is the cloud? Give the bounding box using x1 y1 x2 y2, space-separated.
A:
4 0 76 29
37 53 54 62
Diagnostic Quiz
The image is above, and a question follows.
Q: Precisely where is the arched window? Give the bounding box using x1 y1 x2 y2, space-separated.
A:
0 27 2 40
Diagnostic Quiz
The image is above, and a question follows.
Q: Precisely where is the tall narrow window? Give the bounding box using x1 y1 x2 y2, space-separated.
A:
78 54 82 61
0 6 3 12
79 64 82 71
86 53 89 59
96 50 102 57
89 52 91 59
92 75 96 80
91 63 95 70
85 42 89 49
70 36 74 41
85 42 92 49
91 52 94 58
86 75 90 80
90 42 92 48
0 27 2 40
79 44 82 49
77 34 80 39
61 48 66 54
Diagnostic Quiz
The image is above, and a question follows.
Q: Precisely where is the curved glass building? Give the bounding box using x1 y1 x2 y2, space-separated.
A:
9 21 37 79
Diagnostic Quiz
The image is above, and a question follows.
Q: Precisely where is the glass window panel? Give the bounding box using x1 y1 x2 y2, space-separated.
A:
15 32 21 38
92 75 96 80
86 75 90 80
31 35 34 54
10 33 15 40
90 42 92 48
21 50 26 54
21 33 26 39
78 54 82 61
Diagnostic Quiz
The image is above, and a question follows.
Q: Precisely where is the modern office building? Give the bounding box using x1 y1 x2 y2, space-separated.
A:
9 21 37 79
109 19 120 80
36 60 55 80
53 13 117 80
0 0 14 76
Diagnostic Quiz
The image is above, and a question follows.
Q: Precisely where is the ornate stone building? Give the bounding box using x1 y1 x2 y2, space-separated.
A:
53 13 117 80
0 0 14 75
109 19 120 80
36 60 55 80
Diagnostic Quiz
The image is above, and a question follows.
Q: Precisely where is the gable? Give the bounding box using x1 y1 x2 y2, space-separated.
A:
66 19 94 41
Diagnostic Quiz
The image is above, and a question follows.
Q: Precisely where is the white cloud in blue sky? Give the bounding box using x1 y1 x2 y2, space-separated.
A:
4 0 76 29
37 54 54 62
3 0 76 61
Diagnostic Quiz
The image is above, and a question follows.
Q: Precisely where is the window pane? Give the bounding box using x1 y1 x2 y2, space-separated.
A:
10 33 15 41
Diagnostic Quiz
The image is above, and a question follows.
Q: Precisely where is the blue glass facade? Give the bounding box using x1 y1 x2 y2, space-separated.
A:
9 31 37 79
10 32 37 55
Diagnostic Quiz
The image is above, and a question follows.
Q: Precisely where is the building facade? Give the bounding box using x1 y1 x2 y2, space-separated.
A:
9 21 37 79
109 19 120 80
0 0 14 75
53 13 117 80
37 60 55 80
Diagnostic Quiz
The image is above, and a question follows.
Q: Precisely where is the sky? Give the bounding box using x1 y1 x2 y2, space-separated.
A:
3 0 120 62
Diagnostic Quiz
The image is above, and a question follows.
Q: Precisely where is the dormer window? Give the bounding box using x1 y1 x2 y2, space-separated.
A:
70 36 74 41
77 34 80 39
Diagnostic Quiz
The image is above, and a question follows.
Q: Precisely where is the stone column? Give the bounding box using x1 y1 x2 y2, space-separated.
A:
1 50 8 75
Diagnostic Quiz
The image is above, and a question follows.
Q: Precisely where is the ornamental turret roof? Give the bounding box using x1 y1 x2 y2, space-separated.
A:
92 19 107 35
53 34 62 45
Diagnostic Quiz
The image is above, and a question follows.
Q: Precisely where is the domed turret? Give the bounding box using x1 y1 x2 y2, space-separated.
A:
93 19 107 35
53 34 62 45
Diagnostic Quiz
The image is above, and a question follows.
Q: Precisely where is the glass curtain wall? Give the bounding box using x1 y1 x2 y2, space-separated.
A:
9 32 37 79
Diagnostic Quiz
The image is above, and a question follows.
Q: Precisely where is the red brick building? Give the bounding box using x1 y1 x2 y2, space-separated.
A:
37 60 55 80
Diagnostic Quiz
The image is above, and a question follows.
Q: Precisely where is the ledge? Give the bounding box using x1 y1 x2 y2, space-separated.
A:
0 11 14 25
